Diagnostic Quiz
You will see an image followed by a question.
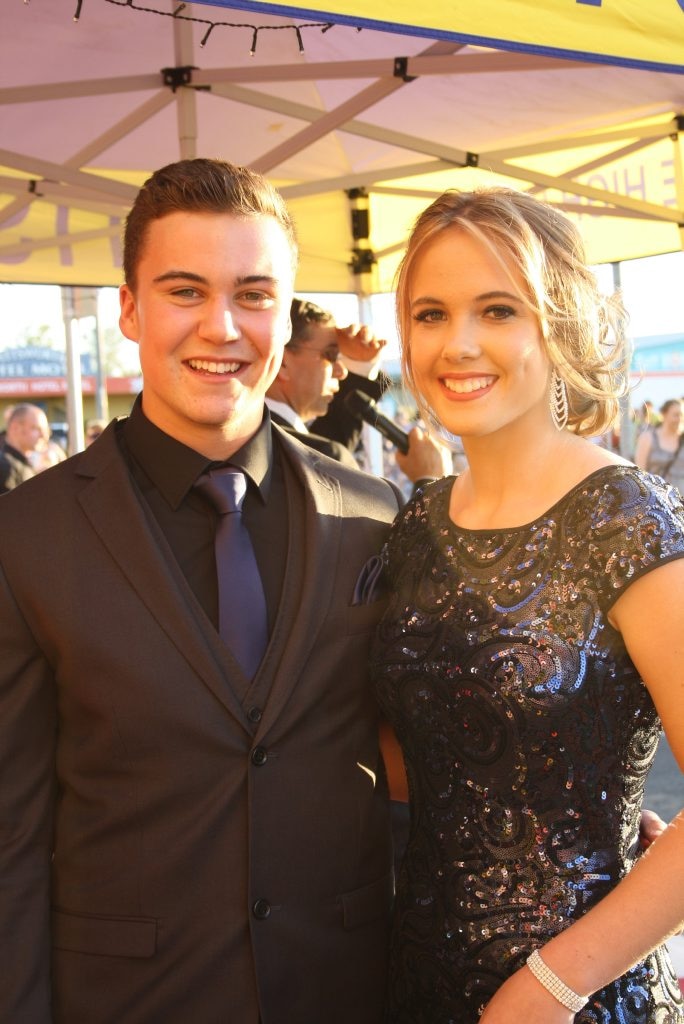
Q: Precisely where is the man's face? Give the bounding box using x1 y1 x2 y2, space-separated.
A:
281 323 348 421
119 210 295 458
10 408 49 455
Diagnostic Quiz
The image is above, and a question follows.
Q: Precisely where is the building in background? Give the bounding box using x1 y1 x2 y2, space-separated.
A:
629 333 684 408
0 344 140 442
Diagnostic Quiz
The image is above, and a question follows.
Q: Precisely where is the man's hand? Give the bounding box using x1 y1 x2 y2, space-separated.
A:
396 425 454 483
335 324 387 365
640 807 668 849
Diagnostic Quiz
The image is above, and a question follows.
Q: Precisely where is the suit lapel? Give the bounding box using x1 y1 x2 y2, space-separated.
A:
76 436 251 728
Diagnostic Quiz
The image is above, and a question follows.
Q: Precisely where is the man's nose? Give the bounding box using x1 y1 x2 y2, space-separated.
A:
199 301 240 343
332 357 348 380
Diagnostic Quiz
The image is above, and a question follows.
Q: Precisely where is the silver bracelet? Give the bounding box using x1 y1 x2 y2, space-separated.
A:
526 948 589 1013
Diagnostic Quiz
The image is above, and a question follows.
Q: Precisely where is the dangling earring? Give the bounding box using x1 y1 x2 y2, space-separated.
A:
549 369 569 431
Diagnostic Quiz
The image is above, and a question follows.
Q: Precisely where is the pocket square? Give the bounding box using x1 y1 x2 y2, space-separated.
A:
352 553 386 606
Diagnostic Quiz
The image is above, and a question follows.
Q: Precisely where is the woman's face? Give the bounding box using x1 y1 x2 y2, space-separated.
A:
662 402 683 431
406 226 551 442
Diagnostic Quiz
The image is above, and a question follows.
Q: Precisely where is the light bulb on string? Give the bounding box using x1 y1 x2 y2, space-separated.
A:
48 2 345 55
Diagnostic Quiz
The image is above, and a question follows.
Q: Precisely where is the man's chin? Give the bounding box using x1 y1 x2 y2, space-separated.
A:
314 401 334 418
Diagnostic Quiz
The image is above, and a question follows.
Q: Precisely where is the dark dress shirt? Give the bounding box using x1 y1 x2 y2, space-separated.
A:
118 396 288 634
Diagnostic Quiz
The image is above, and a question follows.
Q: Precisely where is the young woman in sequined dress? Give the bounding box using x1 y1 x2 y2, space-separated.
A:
372 188 684 1023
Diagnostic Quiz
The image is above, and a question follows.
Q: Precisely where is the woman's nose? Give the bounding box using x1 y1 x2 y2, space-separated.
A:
442 318 481 360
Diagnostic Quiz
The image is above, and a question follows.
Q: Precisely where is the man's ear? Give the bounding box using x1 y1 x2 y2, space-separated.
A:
119 283 139 342
276 348 294 381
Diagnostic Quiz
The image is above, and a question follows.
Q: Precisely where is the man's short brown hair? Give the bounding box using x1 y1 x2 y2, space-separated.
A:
123 158 298 290
288 298 334 347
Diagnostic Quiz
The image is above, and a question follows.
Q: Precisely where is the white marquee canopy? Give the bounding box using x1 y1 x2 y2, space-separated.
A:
1 0 683 294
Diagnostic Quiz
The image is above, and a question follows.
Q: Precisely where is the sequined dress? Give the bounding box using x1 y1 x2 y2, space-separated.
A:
372 466 684 1023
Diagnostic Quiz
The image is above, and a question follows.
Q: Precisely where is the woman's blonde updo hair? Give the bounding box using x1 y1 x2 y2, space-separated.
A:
395 187 630 436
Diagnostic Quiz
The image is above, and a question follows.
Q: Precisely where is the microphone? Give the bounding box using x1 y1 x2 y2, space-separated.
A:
344 389 410 455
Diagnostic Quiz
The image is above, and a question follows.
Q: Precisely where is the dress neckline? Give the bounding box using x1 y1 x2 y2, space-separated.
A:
442 463 637 536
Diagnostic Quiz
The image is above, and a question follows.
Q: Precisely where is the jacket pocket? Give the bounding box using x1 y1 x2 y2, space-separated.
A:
52 909 157 958
338 874 393 930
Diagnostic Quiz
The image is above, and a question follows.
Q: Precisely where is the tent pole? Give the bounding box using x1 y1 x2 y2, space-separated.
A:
348 188 384 476
60 287 85 455
172 1 198 160
673 117 684 253
611 261 632 460
94 290 109 423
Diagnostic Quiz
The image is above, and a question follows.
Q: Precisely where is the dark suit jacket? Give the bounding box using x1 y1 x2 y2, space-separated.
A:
268 409 360 469
0 418 400 1024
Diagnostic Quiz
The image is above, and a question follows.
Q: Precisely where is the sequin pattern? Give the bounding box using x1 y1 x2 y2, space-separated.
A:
372 466 684 1023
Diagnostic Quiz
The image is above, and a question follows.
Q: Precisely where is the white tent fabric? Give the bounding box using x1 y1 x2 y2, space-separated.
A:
1 0 683 293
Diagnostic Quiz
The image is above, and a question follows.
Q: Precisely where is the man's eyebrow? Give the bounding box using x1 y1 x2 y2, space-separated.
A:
153 270 208 285
152 272 279 287
235 275 280 287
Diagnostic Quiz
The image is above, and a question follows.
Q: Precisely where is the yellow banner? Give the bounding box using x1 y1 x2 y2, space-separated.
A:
206 0 684 71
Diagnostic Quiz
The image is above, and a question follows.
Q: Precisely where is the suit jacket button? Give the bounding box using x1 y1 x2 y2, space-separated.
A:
247 706 262 724
252 899 271 920
251 746 268 766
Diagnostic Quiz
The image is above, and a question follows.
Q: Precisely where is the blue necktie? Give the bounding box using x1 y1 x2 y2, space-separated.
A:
195 467 268 678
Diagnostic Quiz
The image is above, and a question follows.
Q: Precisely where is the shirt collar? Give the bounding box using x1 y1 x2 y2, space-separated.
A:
265 397 309 434
122 394 273 509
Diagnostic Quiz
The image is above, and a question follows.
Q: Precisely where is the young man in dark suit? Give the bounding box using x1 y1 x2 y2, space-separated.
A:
0 159 400 1023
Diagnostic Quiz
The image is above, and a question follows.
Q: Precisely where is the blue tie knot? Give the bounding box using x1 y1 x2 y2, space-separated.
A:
196 467 247 516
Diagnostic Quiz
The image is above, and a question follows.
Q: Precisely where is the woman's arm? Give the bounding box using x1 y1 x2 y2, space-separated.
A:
379 719 409 802
479 558 684 1023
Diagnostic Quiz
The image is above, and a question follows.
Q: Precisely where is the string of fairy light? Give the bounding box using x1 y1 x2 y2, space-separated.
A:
21 0 350 56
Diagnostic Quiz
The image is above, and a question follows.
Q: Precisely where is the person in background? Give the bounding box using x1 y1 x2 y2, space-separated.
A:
0 402 49 493
372 186 684 1023
642 398 660 427
634 397 684 493
309 315 392 460
266 298 359 467
85 417 108 446
27 416 68 473
267 298 451 485
30 434 68 472
0 403 16 446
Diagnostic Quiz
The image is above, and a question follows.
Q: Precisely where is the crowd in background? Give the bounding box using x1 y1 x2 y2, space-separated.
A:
2 393 684 499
